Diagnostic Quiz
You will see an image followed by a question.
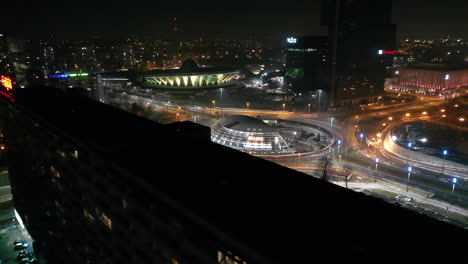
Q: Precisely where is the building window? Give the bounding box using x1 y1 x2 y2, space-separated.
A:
50 166 61 178
99 213 112 230
71 150 79 159
83 209 95 222
57 150 66 158
218 251 246 264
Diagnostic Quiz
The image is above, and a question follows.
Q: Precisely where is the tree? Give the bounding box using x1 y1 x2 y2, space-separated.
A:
343 164 353 189
319 156 333 182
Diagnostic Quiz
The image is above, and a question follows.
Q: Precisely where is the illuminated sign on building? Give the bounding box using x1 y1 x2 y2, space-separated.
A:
49 74 70 78
69 73 89 77
378 50 395 55
0 76 13 90
287 37 297 44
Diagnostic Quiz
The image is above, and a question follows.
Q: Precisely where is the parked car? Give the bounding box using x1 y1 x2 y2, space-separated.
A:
14 243 28 250
13 240 26 245
18 257 30 264
17 250 33 259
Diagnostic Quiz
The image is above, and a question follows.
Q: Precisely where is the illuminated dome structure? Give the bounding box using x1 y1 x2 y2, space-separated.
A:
142 58 239 90
211 115 291 154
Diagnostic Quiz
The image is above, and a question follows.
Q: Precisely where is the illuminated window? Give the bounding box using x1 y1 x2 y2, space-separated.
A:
83 210 94 221
218 251 246 264
57 151 66 158
99 213 112 230
50 166 61 178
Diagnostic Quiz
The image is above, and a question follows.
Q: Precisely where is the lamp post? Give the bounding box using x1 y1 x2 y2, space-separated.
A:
375 158 379 182
330 117 334 131
282 103 286 111
441 150 448 175
452 177 457 195
246 102 250 109
337 139 341 156
307 103 311 113
318 89 322 111
407 166 412 192
212 100 216 115
220 88 223 117
406 142 412 164
359 133 364 149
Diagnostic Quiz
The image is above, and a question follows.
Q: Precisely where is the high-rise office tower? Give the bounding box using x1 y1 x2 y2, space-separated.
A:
322 0 396 107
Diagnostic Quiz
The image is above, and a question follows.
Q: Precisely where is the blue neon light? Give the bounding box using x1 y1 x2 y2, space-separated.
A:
49 74 70 78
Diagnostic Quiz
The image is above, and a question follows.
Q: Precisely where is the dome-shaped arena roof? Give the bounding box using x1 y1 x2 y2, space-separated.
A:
180 58 199 70
216 115 276 133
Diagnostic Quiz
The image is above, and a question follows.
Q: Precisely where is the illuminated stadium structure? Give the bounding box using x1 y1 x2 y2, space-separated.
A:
142 58 239 90
211 115 291 154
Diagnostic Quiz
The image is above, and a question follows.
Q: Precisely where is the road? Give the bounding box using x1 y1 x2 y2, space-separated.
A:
119 92 468 211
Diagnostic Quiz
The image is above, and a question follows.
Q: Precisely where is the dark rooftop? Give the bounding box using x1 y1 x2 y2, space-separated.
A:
216 115 277 133
10 86 468 263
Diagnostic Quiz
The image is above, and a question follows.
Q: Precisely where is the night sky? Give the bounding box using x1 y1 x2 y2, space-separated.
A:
1 0 467 40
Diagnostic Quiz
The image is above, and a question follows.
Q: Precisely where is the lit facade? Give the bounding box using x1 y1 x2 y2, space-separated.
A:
143 72 239 89
211 115 290 154
397 66 468 92
142 58 239 90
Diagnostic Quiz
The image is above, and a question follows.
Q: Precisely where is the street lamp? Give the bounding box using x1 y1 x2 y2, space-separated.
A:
330 117 335 131
375 158 379 182
337 139 342 157
452 177 457 195
359 133 364 148
220 88 223 117
246 102 250 109
282 103 286 111
318 89 322 110
307 103 311 113
406 142 412 164
211 100 216 115
407 166 412 192
441 150 448 175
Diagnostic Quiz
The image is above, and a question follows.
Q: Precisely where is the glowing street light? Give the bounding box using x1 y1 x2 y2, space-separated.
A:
406 142 412 164
452 177 457 195
282 103 286 111
246 102 250 109
407 166 412 192
307 103 311 113
337 139 342 155
375 158 379 182
441 150 448 175
211 100 216 115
